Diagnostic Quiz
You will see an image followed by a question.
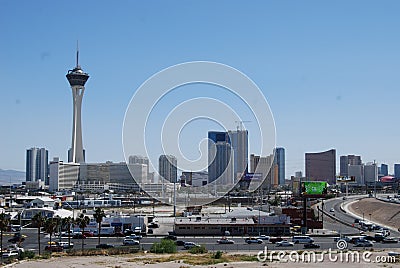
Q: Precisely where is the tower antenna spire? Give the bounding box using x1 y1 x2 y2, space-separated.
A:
76 40 79 68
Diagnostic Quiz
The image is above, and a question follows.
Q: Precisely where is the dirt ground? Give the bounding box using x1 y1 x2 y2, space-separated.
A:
7 251 400 268
348 198 400 230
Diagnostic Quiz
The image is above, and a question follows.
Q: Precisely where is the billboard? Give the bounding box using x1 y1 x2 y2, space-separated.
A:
301 181 328 196
336 176 356 183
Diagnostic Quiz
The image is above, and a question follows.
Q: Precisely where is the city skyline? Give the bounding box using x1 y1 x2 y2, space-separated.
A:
1 1 400 178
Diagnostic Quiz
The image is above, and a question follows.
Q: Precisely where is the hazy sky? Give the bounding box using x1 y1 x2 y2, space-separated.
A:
1 1 399 178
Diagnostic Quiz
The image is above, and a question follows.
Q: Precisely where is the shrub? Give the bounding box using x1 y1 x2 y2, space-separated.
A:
189 245 207 254
213 251 223 259
19 250 35 260
150 239 177 254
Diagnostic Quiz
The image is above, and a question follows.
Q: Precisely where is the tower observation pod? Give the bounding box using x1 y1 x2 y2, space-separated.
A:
66 48 89 163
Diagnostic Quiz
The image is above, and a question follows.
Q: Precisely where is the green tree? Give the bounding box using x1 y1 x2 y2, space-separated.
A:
32 213 45 255
93 208 106 245
61 216 73 248
75 214 90 251
0 213 10 261
43 218 57 252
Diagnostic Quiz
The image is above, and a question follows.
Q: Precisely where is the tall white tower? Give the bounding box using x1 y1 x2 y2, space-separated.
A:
66 48 89 163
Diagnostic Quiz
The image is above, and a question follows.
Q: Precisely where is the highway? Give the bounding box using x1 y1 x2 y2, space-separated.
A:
16 228 400 254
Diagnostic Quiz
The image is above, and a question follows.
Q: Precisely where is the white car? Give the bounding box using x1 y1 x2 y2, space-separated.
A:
217 238 235 244
123 238 140 246
257 235 270 241
276 240 294 247
245 237 263 244
2 250 19 258
184 242 200 249
330 208 335 212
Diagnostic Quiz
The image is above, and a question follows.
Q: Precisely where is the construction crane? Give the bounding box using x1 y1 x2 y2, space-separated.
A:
235 120 251 131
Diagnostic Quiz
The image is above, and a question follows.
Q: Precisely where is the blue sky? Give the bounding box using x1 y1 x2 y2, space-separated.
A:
1 1 399 178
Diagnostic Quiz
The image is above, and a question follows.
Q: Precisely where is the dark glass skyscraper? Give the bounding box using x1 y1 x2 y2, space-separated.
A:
275 147 285 185
305 149 336 185
208 131 232 184
26 147 49 184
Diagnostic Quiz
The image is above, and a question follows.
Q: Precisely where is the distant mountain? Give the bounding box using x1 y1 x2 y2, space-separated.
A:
0 169 25 185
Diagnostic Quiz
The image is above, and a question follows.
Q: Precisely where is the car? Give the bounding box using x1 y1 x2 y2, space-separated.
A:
2 250 19 258
123 238 140 246
354 240 373 247
382 237 398 244
96 244 114 249
175 240 186 246
8 233 25 243
292 235 314 244
245 237 263 244
304 243 320 249
72 233 87 239
148 222 159 228
354 219 360 224
83 231 94 237
124 229 134 236
330 208 335 212
217 238 235 244
147 229 153 234
183 242 200 249
164 235 177 241
257 235 270 241
58 241 74 249
342 197 347 200
276 240 294 247
269 237 283 244
127 234 143 240
45 245 64 252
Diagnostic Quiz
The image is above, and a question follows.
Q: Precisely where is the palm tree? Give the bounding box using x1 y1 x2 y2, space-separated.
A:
32 213 45 255
75 214 90 251
61 217 73 248
93 208 106 245
0 213 10 261
43 218 57 252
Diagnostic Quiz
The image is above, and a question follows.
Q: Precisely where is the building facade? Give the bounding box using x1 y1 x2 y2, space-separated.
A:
208 131 233 184
26 147 49 184
339 155 362 177
158 155 177 183
228 130 248 179
49 158 80 192
395 164 400 179
305 149 336 185
364 163 378 184
275 147 285 185
380 164 388 177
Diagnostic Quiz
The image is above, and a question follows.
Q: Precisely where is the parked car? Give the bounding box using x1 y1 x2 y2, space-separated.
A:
304 243 320 249
217 238 235 244
123 238 140 246
148 222 159 228
269 237 283 244
2 250 19 258
96 244 115 249
175 240 186 246
330 208 335 213
83 231 94 237
72 233 87 239
276 240 294 247
245 237 263 244
124 229 134 236
184 241 200 249
354 240 373 247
